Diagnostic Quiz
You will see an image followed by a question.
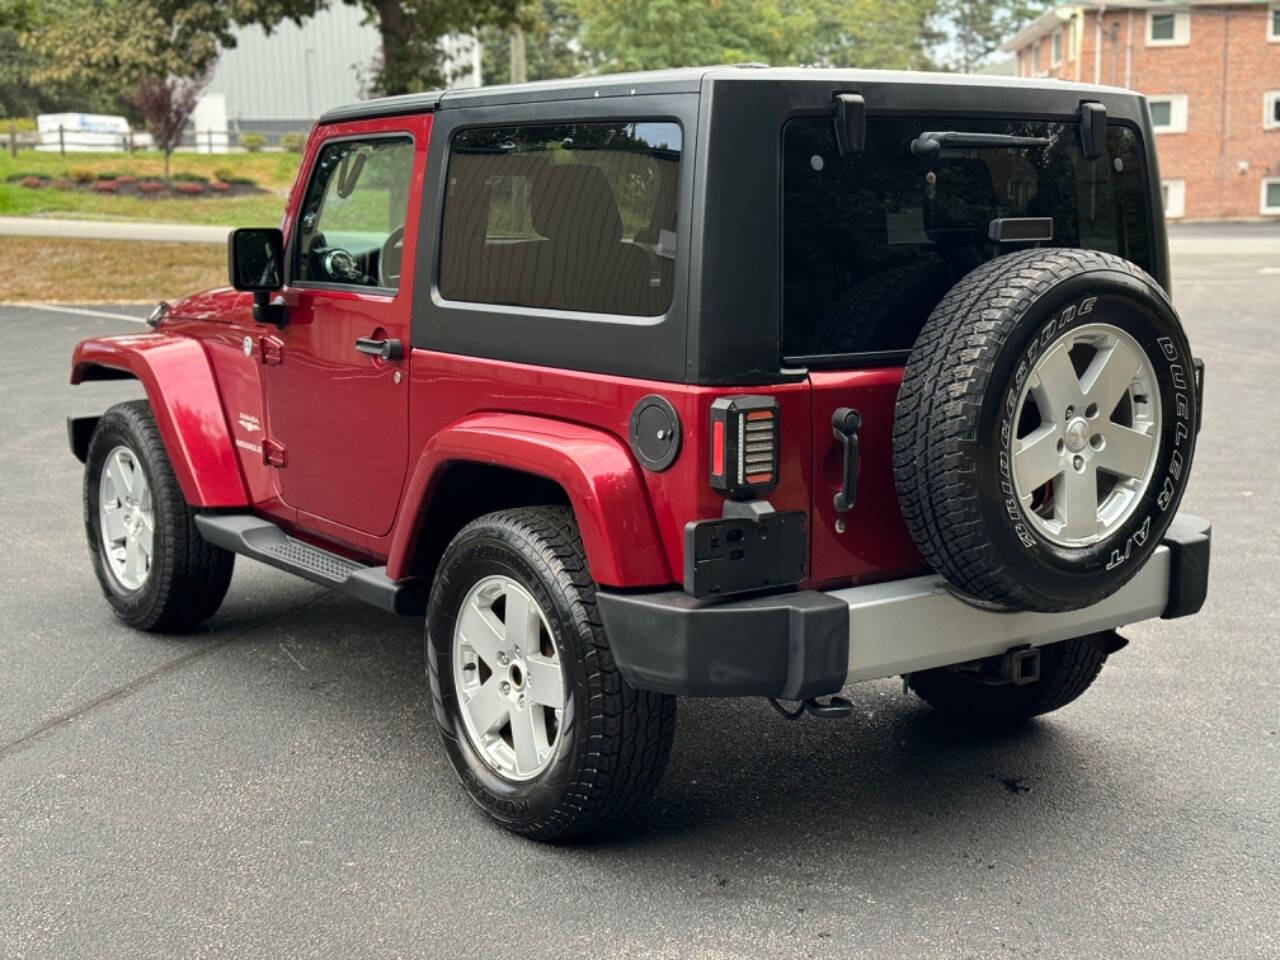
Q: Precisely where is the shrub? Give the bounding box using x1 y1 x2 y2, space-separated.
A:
280 131 304 153
92 179 118 192
5 171 43 182
209 180 230 192
68 167 96 183
174 180 204 194
213 166 236 182
137 179 165 193
115 174 137 185
20 176 41 188
172 171 208 182
241 133 266 153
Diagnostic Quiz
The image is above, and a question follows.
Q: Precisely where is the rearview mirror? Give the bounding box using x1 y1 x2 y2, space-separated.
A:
228 227 284 291
228 227 286 327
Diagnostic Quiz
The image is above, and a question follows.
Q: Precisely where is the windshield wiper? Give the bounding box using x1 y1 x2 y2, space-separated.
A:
910 131 1052 155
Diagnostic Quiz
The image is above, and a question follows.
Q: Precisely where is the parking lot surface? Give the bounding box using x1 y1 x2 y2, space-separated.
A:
2 230 1278 958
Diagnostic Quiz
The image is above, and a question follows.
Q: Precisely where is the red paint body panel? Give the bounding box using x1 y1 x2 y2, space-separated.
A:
387 412 669 585
384 351 814 587
71 333 249 507
807 368 926 586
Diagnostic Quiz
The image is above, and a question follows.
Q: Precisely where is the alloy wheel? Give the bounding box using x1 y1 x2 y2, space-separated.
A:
1010 322 1162 548
451 575 566 781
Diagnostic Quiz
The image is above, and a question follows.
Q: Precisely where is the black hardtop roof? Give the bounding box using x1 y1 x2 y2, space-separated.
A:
316 65 1141 125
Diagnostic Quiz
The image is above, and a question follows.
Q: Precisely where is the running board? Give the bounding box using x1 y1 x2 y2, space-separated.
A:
194 514 427 616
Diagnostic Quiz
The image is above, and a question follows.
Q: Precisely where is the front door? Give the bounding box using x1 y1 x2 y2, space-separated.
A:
262 124 424 539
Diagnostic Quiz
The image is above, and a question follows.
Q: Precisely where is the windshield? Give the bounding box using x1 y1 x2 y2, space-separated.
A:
781 117 1153 360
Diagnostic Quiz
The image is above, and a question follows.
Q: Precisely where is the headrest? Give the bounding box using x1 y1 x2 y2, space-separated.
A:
530 164 623 245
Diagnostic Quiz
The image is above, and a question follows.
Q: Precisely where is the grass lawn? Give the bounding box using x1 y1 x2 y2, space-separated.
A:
0 150 300 227
0 236 227 302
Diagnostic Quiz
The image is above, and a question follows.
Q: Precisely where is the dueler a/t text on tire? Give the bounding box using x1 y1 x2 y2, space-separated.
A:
893 249 1197 613
427 507 676 840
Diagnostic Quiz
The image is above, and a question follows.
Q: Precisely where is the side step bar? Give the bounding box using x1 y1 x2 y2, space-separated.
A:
194 514 427 616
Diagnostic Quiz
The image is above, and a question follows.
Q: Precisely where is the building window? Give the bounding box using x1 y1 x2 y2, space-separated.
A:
1147 10 1190 46
1263 178 1280 215
1269 6 1280 42
1265 90 1280 130
1051 29 1063 66
1148 94 1188 133
1161 180 1186 219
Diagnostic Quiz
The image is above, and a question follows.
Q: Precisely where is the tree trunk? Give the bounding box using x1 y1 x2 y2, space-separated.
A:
510 24 527 84
378 0 411 96
164 148 171 181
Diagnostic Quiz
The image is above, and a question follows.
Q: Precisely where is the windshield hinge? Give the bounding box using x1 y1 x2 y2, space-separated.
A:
259 335 284 365
1079 100 1107 160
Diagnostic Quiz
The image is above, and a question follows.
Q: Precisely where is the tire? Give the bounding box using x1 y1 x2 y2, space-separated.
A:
907 634 1110 723
893 249 1198 612
84 400 234 632
426 506 677 840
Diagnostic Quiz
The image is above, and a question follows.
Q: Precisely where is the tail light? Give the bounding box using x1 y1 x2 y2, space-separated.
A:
709 396 779 499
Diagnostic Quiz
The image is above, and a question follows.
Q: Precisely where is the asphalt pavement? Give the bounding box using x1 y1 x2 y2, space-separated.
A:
2 233 1279 959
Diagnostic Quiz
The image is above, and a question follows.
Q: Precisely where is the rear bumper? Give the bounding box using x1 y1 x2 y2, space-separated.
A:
596 513 1210 698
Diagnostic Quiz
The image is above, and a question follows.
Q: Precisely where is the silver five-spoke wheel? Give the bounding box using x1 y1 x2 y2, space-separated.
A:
452 575 566 781
98 445 155 590
1011 322 1161 547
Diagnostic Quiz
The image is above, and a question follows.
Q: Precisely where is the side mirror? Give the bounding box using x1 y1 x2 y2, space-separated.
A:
227 227 286 327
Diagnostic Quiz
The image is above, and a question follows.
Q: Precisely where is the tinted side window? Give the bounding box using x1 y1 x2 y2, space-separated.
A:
295 137 414 290
781 117 1152 358
439 120 682 316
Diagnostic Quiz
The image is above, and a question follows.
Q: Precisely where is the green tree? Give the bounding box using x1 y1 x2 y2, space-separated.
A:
934 0 1047 73
353 0 519 95
564 0 938 74
481 0 583 85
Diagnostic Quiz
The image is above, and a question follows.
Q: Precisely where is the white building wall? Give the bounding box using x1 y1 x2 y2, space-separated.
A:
204 5 483 128
206 4 380 124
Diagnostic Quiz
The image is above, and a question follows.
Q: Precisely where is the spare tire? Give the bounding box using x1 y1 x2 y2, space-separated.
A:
893 249 1198 613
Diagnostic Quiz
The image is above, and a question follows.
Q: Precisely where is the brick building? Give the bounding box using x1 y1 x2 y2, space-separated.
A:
1004 0 1280 219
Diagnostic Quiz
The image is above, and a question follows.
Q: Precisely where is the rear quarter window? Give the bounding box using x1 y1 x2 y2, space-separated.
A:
438 120 682 317
781 116 1152 360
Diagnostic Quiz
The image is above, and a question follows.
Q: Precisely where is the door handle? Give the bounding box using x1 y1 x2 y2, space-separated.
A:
354 337 403 361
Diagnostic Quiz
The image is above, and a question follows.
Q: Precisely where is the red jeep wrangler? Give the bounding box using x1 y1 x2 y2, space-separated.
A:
70 67 1209 840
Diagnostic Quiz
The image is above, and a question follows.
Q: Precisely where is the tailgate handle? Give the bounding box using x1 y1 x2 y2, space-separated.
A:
832 407 861 513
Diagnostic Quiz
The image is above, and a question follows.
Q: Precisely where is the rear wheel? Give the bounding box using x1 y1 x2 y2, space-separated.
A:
427 506 676 840
84 401 234 631
907 635 1111 723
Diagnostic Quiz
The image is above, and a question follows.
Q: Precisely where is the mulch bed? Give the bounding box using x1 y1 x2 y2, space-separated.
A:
12 175 263 198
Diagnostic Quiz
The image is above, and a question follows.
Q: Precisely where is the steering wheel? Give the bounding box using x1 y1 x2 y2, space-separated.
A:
380 225 406 288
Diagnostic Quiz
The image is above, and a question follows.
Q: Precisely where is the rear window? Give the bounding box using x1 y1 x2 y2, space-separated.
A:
439 120 682 316
782 116 1152 359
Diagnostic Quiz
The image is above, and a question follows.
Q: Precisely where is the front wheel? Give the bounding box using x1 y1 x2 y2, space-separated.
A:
427 507 676 840
84 400 234 632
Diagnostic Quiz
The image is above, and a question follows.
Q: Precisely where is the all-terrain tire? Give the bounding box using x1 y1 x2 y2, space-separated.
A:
893 249 1197 612
84 400 235 631
907 635 1111 722
427 506 677 840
